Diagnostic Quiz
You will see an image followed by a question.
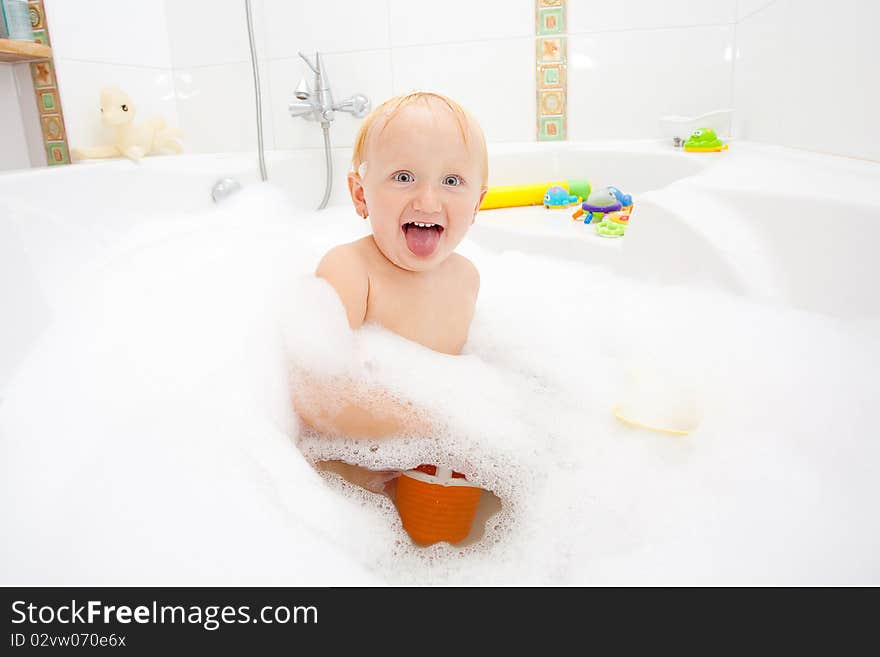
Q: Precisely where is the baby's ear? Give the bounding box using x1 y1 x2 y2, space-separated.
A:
347 172 367 217
473 186 488 221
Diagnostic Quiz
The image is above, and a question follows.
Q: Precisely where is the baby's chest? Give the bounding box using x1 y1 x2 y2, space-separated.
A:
365 277 474 354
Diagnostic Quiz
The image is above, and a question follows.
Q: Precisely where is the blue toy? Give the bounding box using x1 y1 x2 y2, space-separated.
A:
607 186 632 209
543 185 581 209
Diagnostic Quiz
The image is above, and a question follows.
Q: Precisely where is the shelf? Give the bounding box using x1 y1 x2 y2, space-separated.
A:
0 38 51 63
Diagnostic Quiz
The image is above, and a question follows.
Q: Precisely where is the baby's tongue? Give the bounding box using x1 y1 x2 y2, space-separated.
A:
404 224 441 257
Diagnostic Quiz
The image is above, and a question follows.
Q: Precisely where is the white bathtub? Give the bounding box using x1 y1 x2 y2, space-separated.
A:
2 141 879 585
3 140 878 395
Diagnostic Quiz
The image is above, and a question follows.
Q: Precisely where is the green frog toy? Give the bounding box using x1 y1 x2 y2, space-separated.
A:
684 128 728 152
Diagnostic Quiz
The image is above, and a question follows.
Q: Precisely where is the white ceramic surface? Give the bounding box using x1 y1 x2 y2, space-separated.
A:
391 38 535 143
43 0 173 68
174 62 268 154
388 0 533 47
261 0 390 58
165 0 257 68
734 0 880 162
568 26 735 140
569 0 736 33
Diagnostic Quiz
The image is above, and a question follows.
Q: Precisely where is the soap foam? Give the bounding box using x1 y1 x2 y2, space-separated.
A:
1 184 878 585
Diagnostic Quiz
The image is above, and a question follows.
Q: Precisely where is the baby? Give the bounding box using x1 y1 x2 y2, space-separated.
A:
293 91 488 493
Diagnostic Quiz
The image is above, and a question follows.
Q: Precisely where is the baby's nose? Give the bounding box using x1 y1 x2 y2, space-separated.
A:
412 184 442 214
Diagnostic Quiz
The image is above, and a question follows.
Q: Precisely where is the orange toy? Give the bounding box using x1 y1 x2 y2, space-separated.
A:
395 464 483 546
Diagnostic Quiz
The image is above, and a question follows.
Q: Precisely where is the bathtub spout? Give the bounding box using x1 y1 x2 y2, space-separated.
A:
211 177 242 203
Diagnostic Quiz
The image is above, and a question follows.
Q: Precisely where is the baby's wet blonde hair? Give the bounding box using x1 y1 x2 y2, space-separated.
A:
350 92 488 187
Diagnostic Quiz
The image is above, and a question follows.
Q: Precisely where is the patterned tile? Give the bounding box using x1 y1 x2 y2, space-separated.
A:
28 1 44 29
539 64 565 88
539 116 565 141
537 7 565 35
540 90 564 115
37 89 58 113
31 60 55 88
45 141 70 165
535 1 567 141
40 115 65 142
536 36 565 64
26 0 70 166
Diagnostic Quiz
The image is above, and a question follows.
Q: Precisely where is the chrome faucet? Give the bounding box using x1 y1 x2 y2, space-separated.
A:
288 52 371 210
289 52 371 125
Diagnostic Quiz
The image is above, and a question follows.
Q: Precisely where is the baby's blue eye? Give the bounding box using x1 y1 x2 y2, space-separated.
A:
393 171 414 183
443 175 462 186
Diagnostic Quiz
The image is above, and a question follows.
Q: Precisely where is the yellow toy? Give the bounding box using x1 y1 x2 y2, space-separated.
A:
613 367 702 436
71 86 183 162
481 178 591 210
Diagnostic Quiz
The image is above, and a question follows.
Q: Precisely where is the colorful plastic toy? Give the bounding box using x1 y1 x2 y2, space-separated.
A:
594 221 626 238
480 178 591 210
607 186 633 210
543 185 581 209
605 210 630 226
395 464 483 546
684 128 728 152
575 188 622 224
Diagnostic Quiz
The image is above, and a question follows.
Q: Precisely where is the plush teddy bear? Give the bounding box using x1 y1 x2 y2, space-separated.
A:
71 86 183 162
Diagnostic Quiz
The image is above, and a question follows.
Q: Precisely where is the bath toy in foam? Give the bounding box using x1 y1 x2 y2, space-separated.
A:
594 221 626 238
543 185 581 209
70 86 183 162
684 128 728 153
480 178 591 210
576 188 622 224
395 464 483 546
613 368 703 436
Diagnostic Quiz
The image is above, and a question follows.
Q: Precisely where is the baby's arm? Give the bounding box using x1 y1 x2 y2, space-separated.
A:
293 246 430 439
315 245 368 330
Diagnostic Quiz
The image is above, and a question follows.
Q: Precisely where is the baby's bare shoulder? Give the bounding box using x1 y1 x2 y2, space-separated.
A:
316 240 369 275
447 252 480 293
315 239 370 329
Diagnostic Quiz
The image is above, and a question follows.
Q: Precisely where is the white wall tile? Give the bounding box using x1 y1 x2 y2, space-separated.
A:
569 0 736 33
44 0 173 68
0 66 30 171
734 0 880 161
262 0 389 59
388 0 532 47
53 60 179 155
391 38 534 142
174 62 268 153
39 0 874 163
737 0 776 20
269 49 392 150
165 0 257 68
568 26 734 140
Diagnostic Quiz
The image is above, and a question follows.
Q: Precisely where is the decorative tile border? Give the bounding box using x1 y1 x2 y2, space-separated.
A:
535 0 567 141
27 0 70 165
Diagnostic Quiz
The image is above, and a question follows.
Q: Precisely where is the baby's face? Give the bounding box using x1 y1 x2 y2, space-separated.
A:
350 103 487 272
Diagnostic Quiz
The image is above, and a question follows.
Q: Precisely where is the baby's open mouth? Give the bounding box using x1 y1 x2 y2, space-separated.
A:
402 222 444 257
